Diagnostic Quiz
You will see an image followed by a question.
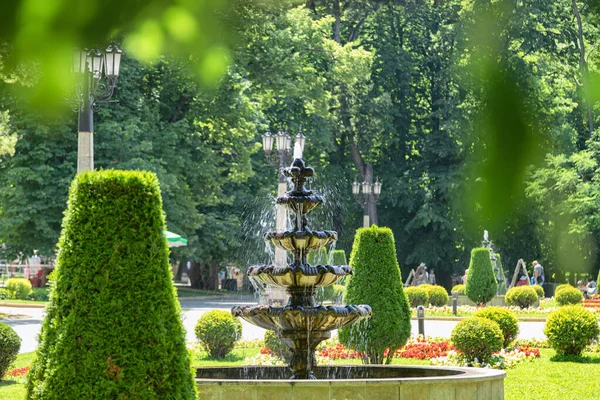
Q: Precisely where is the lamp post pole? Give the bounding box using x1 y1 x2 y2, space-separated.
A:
261 129 306 267
352 176 382 228
72 44 123 173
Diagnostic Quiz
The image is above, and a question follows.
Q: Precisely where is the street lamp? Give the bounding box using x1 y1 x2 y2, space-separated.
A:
353 175 382 227
72 43 123 173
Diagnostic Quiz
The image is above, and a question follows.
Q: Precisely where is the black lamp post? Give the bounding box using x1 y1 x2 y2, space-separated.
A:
261 128 306 266
353 176 382 227
72 43 123 173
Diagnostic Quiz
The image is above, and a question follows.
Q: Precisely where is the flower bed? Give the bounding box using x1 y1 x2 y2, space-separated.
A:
431 345 540 369
3 366 29 383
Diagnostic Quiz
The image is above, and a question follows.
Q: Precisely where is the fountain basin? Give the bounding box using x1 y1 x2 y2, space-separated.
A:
195 365 505 399
265 230 337 252
232 305 371 332
277 195 324 214
247 264 352 288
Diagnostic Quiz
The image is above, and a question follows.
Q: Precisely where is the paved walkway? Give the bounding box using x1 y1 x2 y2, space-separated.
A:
0 298 548 354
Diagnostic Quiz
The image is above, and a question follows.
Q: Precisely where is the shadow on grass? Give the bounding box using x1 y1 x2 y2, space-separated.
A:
550 354 600 364
0 379 20 387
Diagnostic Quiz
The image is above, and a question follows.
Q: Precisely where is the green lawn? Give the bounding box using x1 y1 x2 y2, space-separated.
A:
2 348 598 399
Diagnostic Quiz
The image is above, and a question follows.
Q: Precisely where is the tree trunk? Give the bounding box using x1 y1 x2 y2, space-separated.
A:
207 261 219 291
572 0 594 148
333 0 342 43
188 261 205 289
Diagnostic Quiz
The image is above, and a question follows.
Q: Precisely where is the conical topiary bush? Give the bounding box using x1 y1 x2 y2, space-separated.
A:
339 226 411 364
27 170 196 400
465 247 498 305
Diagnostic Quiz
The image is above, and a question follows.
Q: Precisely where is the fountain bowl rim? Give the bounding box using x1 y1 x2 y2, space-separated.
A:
194 364 505 384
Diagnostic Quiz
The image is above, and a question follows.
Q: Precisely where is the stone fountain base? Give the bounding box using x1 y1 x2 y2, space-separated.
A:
196 365 505 400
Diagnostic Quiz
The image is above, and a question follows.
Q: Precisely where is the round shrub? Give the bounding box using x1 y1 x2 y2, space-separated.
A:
555 284 573 297
555 287 583 306
0 323 21 381
473 306 519 348
451 317 503 363
0 289 11 300
195 310 242 358
544 305 600 356
424 285 449 307
6 278 32 300
27 171 196 399
532 285 544 298
405 286 429 307
465 248 498 304
451 284 465 295
505 286 538 308
339 226 411 364
264 330 291 362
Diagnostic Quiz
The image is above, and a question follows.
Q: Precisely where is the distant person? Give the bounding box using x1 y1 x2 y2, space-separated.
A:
586 278 597 298
462 269 469 284
532 261 544 286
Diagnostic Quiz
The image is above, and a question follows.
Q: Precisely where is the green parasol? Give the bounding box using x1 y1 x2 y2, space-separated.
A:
163 230 188 248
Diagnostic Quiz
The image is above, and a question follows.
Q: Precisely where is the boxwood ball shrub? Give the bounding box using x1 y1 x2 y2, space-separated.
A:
451 284 465 295
505 286 538 308
0 289 11 300
532 285 544 298
544 305 600 356
424 285 449 307
27 171 196 400
555 286 583 306
554 284 573 297
473 307 519 348
0 323 21 381
195 310 242 358
339 226 411 364
451 317 503 363
465 248 498 304
6 278 32 300
405 286 429 307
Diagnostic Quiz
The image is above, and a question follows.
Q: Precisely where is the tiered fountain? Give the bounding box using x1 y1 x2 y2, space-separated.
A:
232 158 371 379
195 159 505 399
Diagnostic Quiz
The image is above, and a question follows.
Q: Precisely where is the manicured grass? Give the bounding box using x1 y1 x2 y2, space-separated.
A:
505 349 600 400
2 348 599 400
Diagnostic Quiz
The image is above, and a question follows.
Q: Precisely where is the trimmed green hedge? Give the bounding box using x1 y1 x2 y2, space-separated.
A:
423 285 449 307
405 286 429 307
505 286 538 308
451 317 503 363
555 287 583 306
555 284 573 297
451 284 465 295
473 306 519 348
195 310 242 358
532 285 544 298
465 248 497 304
545 305 600 356
27 170 196 399
339 226 411 364
6 278 32 300
0 323 20 381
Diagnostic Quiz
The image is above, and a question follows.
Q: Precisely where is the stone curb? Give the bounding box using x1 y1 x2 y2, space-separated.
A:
0 302 47 309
